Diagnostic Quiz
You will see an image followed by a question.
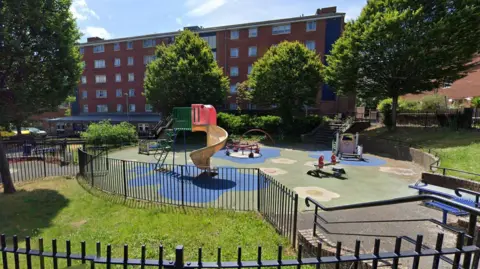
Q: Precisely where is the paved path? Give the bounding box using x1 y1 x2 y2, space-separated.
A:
298 202 461 268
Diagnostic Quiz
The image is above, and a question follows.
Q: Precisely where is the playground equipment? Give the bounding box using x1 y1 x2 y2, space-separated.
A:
151 104 228 173
138 115 174 155
307 154 346 179
332 132 363 160
225 129 274 158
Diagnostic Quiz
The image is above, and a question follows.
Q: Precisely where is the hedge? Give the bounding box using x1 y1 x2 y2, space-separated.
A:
81 120 137 145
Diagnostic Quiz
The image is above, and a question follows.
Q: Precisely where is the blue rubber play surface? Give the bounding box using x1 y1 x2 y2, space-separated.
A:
309 151 387 167
213 147 281 164
127 164 265 203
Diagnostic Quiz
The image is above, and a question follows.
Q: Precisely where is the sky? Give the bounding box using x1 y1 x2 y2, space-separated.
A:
72 0 367 42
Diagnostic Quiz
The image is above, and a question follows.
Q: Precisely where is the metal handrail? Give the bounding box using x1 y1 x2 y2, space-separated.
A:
455 188 480 206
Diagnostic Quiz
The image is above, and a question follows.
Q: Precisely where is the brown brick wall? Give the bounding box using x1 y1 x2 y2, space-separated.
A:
421 172 480 192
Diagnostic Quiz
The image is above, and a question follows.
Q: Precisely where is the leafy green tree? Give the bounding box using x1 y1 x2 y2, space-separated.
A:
0 0 82 193
471 97 480 108
235 81 252 113
324 0 480 130
64 95 76 116
144 30 229 113
249 41 323 124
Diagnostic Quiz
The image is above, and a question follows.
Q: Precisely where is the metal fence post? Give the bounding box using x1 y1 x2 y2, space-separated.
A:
42 144 47 177
106 147 109 171
257 169 261 212
122 160 127 199
175 246 184 269
292 194 298 246
181 165 185 207
90 155 94 187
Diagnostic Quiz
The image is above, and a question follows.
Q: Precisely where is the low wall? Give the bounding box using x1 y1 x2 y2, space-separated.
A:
421 172 480 192
359 136 438 171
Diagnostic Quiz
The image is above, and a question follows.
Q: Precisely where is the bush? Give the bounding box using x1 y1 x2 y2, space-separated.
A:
420 95 447 111
81 120 137 146
471 97 480 108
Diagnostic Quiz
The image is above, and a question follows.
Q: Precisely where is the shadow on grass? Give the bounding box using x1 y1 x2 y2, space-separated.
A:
0 188 69 239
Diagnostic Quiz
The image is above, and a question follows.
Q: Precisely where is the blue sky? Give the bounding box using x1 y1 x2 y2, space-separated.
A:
72 0 366 42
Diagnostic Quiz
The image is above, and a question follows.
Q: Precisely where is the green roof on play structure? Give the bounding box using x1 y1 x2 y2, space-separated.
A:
172 107 192 130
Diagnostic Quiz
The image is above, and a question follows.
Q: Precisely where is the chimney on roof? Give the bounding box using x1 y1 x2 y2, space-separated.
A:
87 37 104 42
316 6 337 15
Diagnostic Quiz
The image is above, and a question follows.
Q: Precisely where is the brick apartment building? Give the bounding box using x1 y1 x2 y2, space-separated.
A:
51 6 353 133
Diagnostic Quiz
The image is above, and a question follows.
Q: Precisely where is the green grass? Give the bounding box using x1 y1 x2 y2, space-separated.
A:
365 127 480 180
0 178 293 268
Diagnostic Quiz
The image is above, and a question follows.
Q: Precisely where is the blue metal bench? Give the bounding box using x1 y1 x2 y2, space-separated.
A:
409 183 474 223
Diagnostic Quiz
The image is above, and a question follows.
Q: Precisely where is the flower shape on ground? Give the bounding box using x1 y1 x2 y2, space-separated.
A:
259 167 288 176
379 167 417 176
271 158 297 164
295 186 340 202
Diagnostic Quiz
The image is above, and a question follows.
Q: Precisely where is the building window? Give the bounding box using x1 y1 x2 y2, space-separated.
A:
272 24 291 35
128 57 134 66
94 60 106 68
145 104 153 112
306 21 316 32
81 76 87 84
128 73 134 82
306 41 315 51
116 89 122 97
79 47 84 55
126 41 133 50
201 35 216 49
143 39 156 48
230 84 237 93
128 88 135 97
83 105 88 113
114 58 121 67
82 90 87 99
81 61 86 69
212 51 217 60
96 90 107 98
230 67 239 77
249 28 257 38
115 73 121 82
96 104 108 113
248 65 253 75
229 103 237 110
248 103 257 110
230 30 239 40
143 55 156 65
93 45 104 53
114 43 120 51
248 46 257 57
95 75 107 83
230 48 239 58
129 104 136 112
117 104 123 112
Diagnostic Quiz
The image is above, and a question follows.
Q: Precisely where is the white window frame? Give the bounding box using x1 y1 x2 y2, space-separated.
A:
143 55 156 65
128 88 135 97
128 73 134 82
96 104 108 113
306 21 316 32
82 90 87 99
81 76 87 84
95 75 107 83
114 58 121 67
272 24 291 35
248 46 257 57
96 90 107 98
127 57 134 66
117 104 123 112
79 47 84 55
143 39 156 48
230 48 239 58
94 60 106 69
115 73 121 82
306 40 316 51
145 104 153 112
116 89 122 97
129 104 136 112
126 41 133 50
83 104 88 113
230 30 239 40
93 45 104 53
248 28 257 38
114 43 120 51
230 67 239 77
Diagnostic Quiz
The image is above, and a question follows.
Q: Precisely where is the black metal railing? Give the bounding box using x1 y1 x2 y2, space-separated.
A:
431 166 480 180
1 233 479 269
77 150 298 244
1 140 85 183
305 194 480 269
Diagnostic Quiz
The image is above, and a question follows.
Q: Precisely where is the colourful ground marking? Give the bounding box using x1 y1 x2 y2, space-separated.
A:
213 147 281 164
127 164 266 203
309 151 387 167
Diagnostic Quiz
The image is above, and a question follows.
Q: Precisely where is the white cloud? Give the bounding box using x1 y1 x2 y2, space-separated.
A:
186 0 227 17
70 0 99 21
81 26 113 39
176 17 183 25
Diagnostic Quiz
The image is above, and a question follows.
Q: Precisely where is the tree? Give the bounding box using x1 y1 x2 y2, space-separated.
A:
0 0 82 193
64 95 76 116
144 30 229 113
248 41 323 124
235 81 252 113
471 97 480 109
324 0 480 130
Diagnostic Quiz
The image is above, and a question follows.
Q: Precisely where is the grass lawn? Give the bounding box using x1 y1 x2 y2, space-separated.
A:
0 178 293 268
365 127 480 180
